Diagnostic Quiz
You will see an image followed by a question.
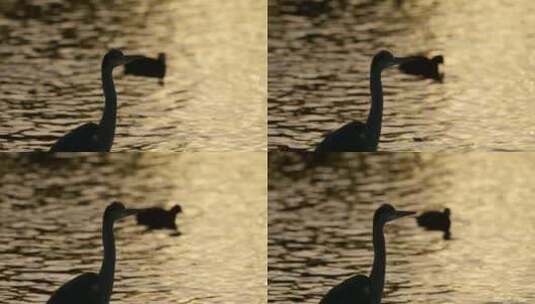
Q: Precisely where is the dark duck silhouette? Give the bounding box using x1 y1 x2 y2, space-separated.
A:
398 55 443 81
416 208 451 239
136 204 182 230
320 204 415 304
49 49 142 152
124 53 166 80
47 202 140 304
314 50 416 152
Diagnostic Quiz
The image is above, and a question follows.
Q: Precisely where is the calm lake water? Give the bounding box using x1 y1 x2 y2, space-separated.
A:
269 0 535 151
0 0 266 151
269 153 535 303
0 153 266 304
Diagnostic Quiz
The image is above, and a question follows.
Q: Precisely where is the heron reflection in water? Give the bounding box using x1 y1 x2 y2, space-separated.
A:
47 202 140 304
49 49 143 152
315 51 417 152
320 204 415 304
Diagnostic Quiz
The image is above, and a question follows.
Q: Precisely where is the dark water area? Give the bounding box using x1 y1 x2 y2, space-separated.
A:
0 153 266 303
269 153 535 303
0 0 266 151
269 0 535 151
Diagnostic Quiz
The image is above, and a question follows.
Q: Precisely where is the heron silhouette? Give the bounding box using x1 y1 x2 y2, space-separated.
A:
315 50 416 152
320 204 415 304
416 208 451 239
398 55 443 81
136 204 182 230
47 202 139 304
49 49 142 152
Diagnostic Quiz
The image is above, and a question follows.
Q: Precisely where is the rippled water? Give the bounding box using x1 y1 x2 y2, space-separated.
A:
0 153 266 304
0 0 266 151
269 153 535 303
269 0 535 151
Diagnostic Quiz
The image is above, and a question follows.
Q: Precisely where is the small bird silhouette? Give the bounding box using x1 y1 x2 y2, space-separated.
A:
136 204 182 230
398 55 444 81
416 208 451 239
124 53 166 82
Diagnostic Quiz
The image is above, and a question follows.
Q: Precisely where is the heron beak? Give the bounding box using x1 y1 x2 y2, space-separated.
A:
120 208 140 218
393 210 416 219
391 56 418 66
121 55 144 65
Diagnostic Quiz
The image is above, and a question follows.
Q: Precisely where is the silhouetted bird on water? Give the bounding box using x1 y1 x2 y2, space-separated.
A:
136 204 182 230
47 202 139 304
314 50 417 152
398 55 444 81
416 208 451 239
49 49 143 152
320 204 415 304
124 53 166 81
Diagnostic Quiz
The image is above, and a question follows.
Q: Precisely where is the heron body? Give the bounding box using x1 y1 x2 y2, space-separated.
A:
136 204 182 230
315 121 376 152
49 49 142 152
319 204 415 304
320 275 372 304
47 202 139 304
46 273 100 304
398 55 443 81
124 53 166 79
315 50 415 152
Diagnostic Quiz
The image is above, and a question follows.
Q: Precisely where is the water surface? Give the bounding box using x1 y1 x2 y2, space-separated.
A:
269 0 535 151
0 0 266 151
0 153 266 304
269 153 535 303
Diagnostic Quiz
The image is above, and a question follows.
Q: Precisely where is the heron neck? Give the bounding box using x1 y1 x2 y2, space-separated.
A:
99 218 116 304
366 67 384 143
369 219 386 304
99 66 117 151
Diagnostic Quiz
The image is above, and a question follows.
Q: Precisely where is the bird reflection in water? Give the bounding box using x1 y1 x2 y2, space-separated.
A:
416 208 451 240
47 202 140 304
136 204 183 232
49 49 144 152
320 204 415 304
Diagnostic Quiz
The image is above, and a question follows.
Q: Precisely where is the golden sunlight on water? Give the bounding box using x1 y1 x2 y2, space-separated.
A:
0 0 266 151
0 153 266 304
269 153 535 303
269 0 535 151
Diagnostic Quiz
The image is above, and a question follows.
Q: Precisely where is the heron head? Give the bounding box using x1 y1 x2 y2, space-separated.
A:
103 49 143 68
372 50 418 70
375 203 415 223
171 204 183 215
444 208 451 216
372 50 396 69
104 201 139 221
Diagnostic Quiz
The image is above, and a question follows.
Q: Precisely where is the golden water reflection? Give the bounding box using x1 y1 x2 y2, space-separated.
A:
269 153 535 303
0 0 266 151
0 153 266 303
269 0 535 151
